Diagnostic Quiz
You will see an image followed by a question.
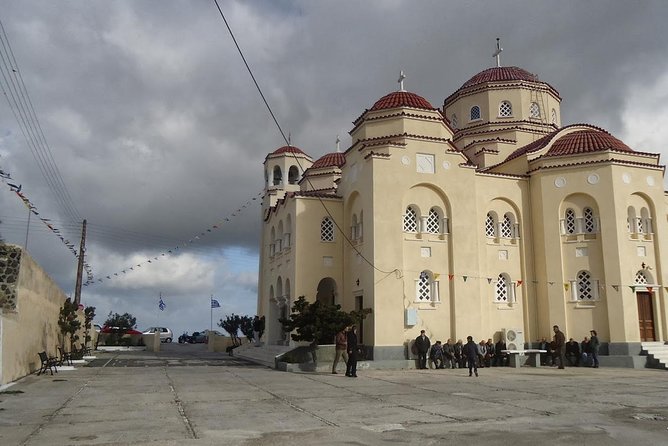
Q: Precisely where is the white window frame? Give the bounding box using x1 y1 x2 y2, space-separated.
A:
470 105 481 121
569 270 600 302
499 100 513 118
414 271 440 303
320 217 334 242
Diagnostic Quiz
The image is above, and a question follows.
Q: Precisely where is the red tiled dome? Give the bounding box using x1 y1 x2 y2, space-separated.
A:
370 91 435 111
545 129 633 157
311 152 346 169
460 66 540 89
272 145 306 155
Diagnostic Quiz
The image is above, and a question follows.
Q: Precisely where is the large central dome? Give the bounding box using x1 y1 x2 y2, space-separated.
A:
459 66 540 89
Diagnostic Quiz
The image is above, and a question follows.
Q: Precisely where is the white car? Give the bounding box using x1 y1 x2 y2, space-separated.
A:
142 327 173 343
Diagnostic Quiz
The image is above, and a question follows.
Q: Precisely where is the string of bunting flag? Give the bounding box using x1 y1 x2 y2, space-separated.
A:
0 165 94 284
422 271 663 294
84 191 263 287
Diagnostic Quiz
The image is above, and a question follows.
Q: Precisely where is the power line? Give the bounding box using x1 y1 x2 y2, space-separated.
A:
211 0 396 275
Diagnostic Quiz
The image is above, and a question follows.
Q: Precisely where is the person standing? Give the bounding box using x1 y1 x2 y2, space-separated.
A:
331 326 348 374
414 330 431 370
252 316 262 346
463 336 479 377
589 330 600 368
346 325 358 377
553 325 566 369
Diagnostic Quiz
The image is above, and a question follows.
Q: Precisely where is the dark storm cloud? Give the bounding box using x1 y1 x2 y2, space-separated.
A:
1 0 667 332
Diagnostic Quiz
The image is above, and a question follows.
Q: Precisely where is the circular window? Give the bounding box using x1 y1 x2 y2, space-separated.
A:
647 176 655 186
401 156 411 165
587 174 600 185
554 177 567 188
442 161 451 170
622 173 631 184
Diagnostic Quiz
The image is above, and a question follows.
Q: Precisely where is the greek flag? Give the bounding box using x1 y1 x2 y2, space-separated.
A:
158 297 166 311
211 298 220 308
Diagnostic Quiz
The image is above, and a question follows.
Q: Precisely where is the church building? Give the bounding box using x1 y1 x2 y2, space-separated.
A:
257 54 667 363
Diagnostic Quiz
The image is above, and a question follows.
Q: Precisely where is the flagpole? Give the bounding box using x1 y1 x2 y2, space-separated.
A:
210 294 213 334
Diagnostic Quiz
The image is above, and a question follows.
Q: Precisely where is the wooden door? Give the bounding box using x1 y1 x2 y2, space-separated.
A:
637 292 656 341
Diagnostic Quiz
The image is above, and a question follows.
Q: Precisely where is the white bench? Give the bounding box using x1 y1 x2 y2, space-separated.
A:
501 349 547 368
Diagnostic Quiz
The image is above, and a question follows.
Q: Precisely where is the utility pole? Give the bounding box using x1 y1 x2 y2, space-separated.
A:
74 219 87 306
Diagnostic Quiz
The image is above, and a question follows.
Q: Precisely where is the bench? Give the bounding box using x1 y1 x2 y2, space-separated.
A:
57 346 73 366
38 351 59 375
501 349 547 368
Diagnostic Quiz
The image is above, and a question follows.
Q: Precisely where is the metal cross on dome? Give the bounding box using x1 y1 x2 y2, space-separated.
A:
398 70 406 91
493 38 503 67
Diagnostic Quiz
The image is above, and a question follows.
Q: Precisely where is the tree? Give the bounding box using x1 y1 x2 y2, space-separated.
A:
58 298 81 353
104 311 137 345
83 306 96 349
279 296 372 347
219 314 243 346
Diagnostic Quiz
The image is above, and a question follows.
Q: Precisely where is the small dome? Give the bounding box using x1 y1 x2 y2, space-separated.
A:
370 91 435 112
271 145 306 155
459 66 540 89
546 129 633 157
311 152 346 169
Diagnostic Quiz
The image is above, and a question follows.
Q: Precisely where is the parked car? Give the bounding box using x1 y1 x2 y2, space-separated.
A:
188 331 208 344
142 327 173 343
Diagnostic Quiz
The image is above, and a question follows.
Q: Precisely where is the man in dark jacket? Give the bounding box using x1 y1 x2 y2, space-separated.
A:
565 338 580 366
494 338 508 367
414 330 431 370
346 326 358 377
553 325 566 369
463 336 479 377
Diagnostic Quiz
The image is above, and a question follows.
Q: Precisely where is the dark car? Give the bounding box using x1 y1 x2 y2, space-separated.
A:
189 331 208 343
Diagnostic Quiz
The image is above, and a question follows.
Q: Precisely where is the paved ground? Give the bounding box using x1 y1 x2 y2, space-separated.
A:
1 343 668 446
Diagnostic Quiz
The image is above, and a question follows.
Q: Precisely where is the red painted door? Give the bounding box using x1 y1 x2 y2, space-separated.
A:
637 292 656 341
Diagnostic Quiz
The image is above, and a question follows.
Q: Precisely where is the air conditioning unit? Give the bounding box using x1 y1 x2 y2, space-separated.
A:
503 328 525 350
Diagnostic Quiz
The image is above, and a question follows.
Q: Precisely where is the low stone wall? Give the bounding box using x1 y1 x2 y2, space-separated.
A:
207 334 236 352
0 246 68 384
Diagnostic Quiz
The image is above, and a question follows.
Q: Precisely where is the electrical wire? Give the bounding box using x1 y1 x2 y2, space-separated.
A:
211 0 397 275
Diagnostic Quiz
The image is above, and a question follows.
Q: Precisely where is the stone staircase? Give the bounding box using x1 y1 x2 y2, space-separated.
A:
233 343 292 368
641 342 668 370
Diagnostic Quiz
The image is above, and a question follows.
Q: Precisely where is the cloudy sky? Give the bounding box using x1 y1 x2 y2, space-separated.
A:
1 1 667 336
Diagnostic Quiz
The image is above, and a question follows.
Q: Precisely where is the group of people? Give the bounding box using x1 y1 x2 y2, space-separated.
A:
331 325 359 377
413 330 511 375
539 327 600 368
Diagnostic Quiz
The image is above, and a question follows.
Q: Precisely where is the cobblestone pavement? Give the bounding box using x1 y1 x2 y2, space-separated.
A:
1 344 667 446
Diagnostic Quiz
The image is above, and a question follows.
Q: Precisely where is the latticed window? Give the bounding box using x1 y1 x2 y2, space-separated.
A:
417 271 431 301
499 101 512 117
451 114 458 129
403 206 418 233
495 274 509 302
530 102 540 118
565 209 576 234
584 207 595 233
635 271 648 284
320 217 334 242
470 106 481 121
636 217 644 234
551 109 558 125
501 214 513 238
577 271 593 300
485 213 496 237
426 208 441 233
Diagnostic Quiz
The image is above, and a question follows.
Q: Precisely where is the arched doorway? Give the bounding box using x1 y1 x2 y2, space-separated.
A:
316 278 337 306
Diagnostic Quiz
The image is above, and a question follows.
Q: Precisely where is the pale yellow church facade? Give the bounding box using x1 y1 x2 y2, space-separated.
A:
258 63 667 362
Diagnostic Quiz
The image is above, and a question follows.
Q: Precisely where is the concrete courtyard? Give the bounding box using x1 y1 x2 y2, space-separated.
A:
1 343 667 446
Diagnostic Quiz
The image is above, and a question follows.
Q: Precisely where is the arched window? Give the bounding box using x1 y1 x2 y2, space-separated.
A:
403 206 418 233
485 212 497 238
565 208 576 234
499 100 513 117
551 109 558 125
501 213 513 238
426 208 441 234
577 270 594 300
451 114 458 129
640 207 652 234
272 166 282 186
269 227 276 256
320 217 334 242
529 102 540 119
495 273 513 303
277 221 284 252
284 214 292 248
627 206 636 233
583 207 596 233
351 214 358 240
416 271 439 302
288 165 300 184
470 106 481 121
264 169 269 186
